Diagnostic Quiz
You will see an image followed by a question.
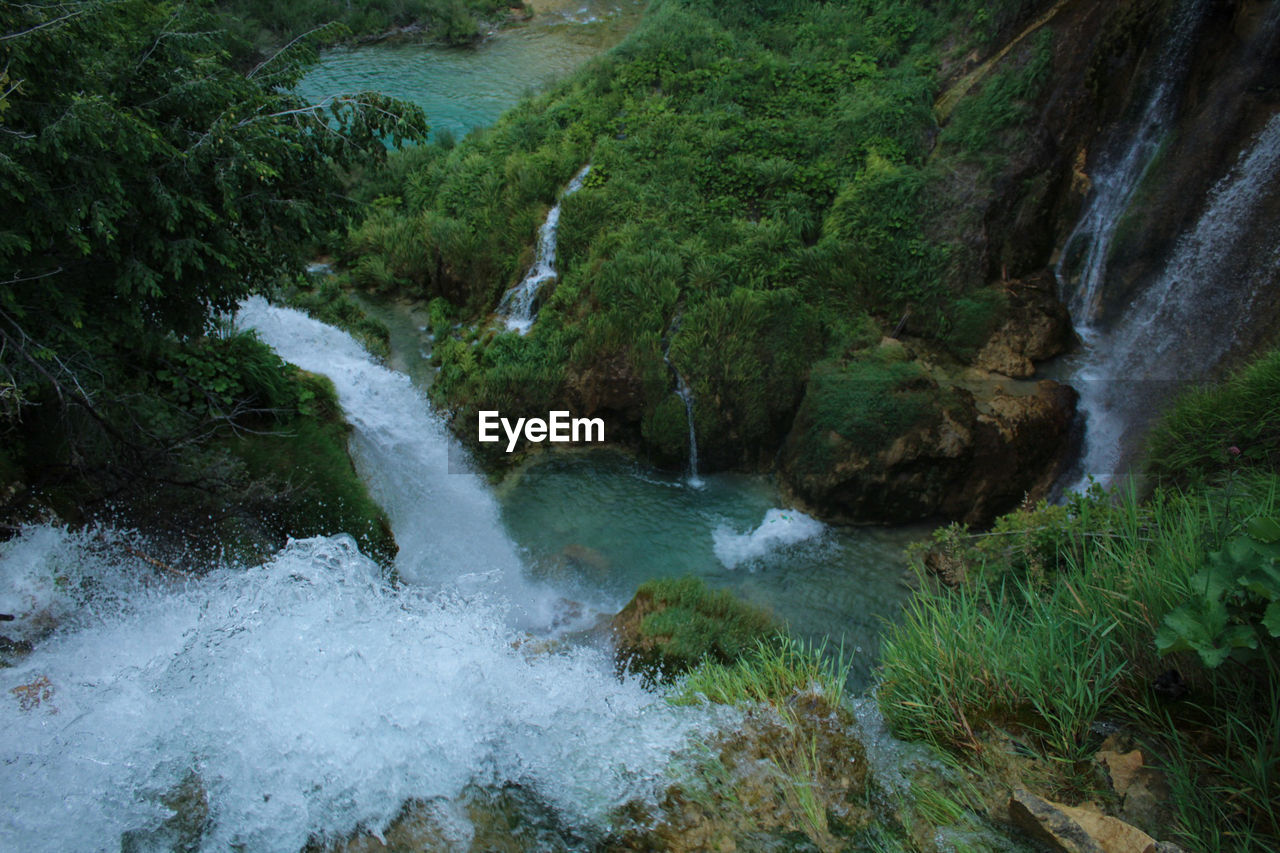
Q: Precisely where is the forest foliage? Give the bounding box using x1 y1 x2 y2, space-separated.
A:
215 0 524 53
345 0 1053 467
0 0 424 556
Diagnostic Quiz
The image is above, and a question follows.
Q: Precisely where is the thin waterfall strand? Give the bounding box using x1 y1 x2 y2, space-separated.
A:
498 165 591 334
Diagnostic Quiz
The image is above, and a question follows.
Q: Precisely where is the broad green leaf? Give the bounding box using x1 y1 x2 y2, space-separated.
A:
1264 602 1280 639
1247 517 1280 543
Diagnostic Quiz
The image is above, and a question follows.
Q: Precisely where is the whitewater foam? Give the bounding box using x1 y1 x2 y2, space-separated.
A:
712 508 825 569
0 529 708 851
0 301 721 850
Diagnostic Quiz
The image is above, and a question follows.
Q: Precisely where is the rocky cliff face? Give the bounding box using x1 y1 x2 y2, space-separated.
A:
776 0 1280 525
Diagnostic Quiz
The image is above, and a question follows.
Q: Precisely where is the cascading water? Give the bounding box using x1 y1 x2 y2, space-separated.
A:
1055 0 1206 327
672 372 704 488
0 301 715 852
498 165 591 335
660 336 704 488
1061 112 1280 488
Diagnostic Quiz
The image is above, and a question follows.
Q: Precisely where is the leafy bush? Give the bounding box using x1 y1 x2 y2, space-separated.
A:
341 0 1042 469
283 276 392 360
1156 515 1280 668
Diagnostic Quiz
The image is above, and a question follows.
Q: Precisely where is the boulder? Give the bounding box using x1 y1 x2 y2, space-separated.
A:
974 273 1076 378
1097 747 1173 837
610 577 773 680
779 377 1077 526
1009 789 1186 853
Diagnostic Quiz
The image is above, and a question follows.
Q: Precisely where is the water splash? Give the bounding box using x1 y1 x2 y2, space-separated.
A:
0 302 718 850
498 165 591 335
0 530 708 851
712 508 825 570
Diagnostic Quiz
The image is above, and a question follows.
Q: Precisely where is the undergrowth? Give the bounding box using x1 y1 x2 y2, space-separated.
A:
878 473 1280 850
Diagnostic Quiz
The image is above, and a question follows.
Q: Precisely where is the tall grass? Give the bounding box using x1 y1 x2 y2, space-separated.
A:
1146 347 1280 487
673 634 849 707
878 474 1280 849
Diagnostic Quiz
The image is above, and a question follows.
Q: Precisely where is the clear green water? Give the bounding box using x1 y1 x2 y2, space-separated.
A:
498 451 923 687
313 0 925 685
356 296 923 689
295 0 643 141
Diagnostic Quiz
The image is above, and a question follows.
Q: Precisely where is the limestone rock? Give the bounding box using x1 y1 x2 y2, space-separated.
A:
779 377 1077 526
974 273 1076 379
1009 789 1185 853
1097 748 1173 836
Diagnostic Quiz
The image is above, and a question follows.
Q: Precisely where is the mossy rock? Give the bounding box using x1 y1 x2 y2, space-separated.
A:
226 372 398 566
610 694 871 852
610 576 774 681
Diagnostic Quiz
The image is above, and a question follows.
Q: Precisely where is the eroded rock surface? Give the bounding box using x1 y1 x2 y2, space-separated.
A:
779 376 1077 526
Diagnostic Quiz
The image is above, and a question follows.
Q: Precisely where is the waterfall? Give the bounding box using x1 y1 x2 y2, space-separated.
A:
1062 112 1280 488
674 370 705 488
1054 0 1206 327
0 301 712 852
661 338 704 488
497 165 591 335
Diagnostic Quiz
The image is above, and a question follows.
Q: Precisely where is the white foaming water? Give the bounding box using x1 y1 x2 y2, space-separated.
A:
498 165 591 335
1067 112 1280 488
0 303 714 850
239 297 548 615
712 508 825 569
0 531 705 851
1054 0 1206 326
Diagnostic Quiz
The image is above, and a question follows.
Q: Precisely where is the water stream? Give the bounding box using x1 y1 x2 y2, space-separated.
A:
1055 112 1280 489
1054 0 1206 328
497 165 592 334
0 301 719 851
1048 0 1280 489
659 342 704 487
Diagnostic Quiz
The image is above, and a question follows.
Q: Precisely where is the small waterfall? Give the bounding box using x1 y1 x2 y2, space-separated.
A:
661 335 704 487
0 302 712 851
498 165 591 334
674 370 705 488
1063 112 1280 487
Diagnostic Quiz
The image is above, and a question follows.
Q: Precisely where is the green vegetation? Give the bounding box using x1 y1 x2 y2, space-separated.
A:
877 349 1280 850
281 274 393 360
613 576 776 679
0 0 422 558
345 0 1055 467
217 0 525 53
674 634 848 706
1145 347 1280 487
226 370 397 564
